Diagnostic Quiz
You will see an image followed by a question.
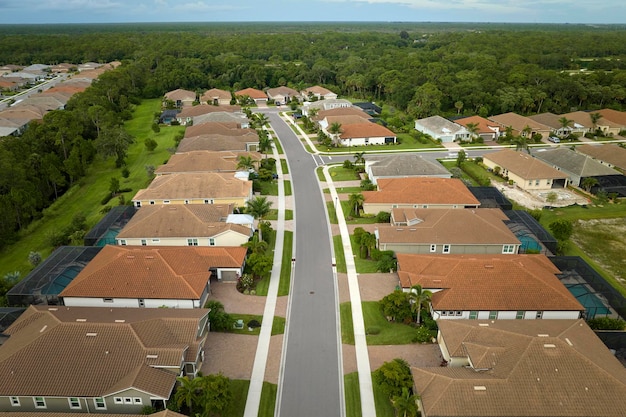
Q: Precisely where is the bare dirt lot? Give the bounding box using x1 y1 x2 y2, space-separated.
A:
492 180 590 209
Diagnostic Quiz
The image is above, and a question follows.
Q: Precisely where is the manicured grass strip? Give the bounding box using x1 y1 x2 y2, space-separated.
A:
265 209 293 221
258 382 278 417
284 180 292 196
257 180 279 196
340 200 379 225
336 186 363 194
362 301 433 345
344 373 362 417
273 139 284 154
349 235 380 273
372 375 395 417
328 166 360 181
0 98 181 277
316 132 442 153
326 201 338 224
316 166 326 182
228 313 286 336
280 159 289 174
333 235 347 273
278 231 293 296
439 160 478 185
224 379 249 417
340 302 355 345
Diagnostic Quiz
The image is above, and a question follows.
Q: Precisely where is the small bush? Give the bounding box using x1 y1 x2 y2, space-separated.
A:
587 317 626 330
366 327 381 335
247 319 261 329
375 211 391 223
412 326 434 343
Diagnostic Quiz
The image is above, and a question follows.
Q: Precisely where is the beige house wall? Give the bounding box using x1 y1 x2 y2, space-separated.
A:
363 202 469 214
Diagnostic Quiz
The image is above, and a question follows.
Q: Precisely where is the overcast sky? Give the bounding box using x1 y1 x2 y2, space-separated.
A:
0 0 624 25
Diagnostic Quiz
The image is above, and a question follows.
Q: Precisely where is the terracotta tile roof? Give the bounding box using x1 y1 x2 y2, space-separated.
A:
413 319 626 417
177 134 258 152
0 305 208 398
132 172 252 202
598 108 626 127
340 122 395 139
164 89 196 101
117 204 251 239
489 112 551 132
156 151 261 174
314 106 369 121
200 88 232 102
483 149 568 180
59 245 246 300
184 122 256 138
396 254 583 312
363 178 480 206
178 104 241 118
382 208 519 245
576 143 626 171
235 87 267 99
455 115 501 135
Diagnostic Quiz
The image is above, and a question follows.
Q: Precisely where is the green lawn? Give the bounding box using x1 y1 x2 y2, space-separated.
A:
224 379 249 417
228 314 286 336
439 160 476 185
316 166 326 182
316 132 442 153
340 302 355 344
333 235 347 273
265 209 294 221
362 301 433 345
372 376 395 417
326 201 339 224
324 186 363 194
280 158 289 174
341 201 379 225
328 166 360 181
344 373 362 417
256 180 279 196
273 139 284 154
278 231 293 296
258 382 278 417
284 180 292 196
349 235 380 273
0 98 182 278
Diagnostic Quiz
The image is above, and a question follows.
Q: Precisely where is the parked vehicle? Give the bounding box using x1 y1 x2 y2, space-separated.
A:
548 136 560 143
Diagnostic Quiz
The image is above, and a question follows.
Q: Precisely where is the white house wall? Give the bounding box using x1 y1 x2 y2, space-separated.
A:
62 297 198 309
431 310 580 320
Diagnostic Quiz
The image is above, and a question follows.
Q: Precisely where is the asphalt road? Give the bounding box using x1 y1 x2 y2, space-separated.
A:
267 111 343 417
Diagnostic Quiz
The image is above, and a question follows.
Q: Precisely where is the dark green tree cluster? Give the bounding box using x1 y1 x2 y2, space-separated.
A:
173 373 232 417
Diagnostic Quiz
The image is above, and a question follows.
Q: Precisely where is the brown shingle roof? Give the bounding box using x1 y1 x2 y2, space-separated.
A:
455 115 501 135
382 208 519 245
117 204 251 240
156 151 261 174
0 305 208 398
184 122 256 138
59 245 246 300
489 112 551 132
484 149 568 180
576 143 626 171
178 104 241 119
561 110 621 129
200 88 232 102
340 122 395 139
315 107 369 122
598 108 626 127
164 89 196 101
235 87 267 99
324 115 370 125
177 134 258 152
132 172 252 202
413 319 626 417
396 254 583 312
363 178 480 206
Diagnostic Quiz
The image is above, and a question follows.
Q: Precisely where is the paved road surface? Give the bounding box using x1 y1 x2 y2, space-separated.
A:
267 111 344 417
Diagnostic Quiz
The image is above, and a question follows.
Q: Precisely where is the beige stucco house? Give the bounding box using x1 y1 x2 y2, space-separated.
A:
483 149 569 190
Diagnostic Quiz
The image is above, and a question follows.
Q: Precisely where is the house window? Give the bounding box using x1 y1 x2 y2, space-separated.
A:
152 238 160 243
204 199 210 204
536 311 543 319
149 200 155 205
430 244 436 253
94 398 106 410
422 205 428 208
502 245 515 254
124 397 132 404
516 311 525 320
135 201 141 208
33 397 46 409
209 238 216 246
69 397 81 409
528 181 532 186
452 205 458 209
469 311 478 320
163 200 170 204
535 180 540 186
10 397 20 407
119 239 127 246
489 311 498 320
141 239 147 246
392 204 398 208
133 398 143 405
184 199 190 204
188 238 199 246
103 298 113 303
442 244 451 254
114 397 123 404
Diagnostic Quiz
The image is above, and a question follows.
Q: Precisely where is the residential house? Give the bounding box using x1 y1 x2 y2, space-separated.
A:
177 134 260 153
301 98 353 116
0 305 209 413
352 102 382 116
414 115 470 143
156 151 261 175
193 111 250 128
0 117 21 137
177 104 242 125
365 154 451 185
0 104 47 133
396 253 584 320
132 172 253 208
413 319 626 417
312 106 370 123
49 62 76 73
266 86 300 105
116 204 252 247
455 115 501 141
531 147 621 187
329 119 396 147
163 89 196 108
301 85 337 101
234 87 267 105
59 245 247 308
378 208 520 255
184 122 255 139
362 178 480 214
483 149 569 190
200 88 232 106
575 143 626 172
0 79 19 91
319 114 369 131
2 71 43 82
597 108 626 129
528 112 573 137
562 110 621 136
489 112 552 139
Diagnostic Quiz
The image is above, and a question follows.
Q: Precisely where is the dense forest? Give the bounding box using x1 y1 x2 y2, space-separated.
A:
1 22 626 251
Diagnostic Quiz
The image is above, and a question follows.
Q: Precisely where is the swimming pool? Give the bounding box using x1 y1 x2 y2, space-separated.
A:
566 283 611 319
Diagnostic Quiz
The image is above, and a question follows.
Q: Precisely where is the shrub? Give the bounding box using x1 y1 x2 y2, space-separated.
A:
375 211 391 223
247 319 261 329
343 160 354 170
145 137 158 151
421 315 438 331
28 251 42 267
587 317 626 330
373 359 413 398
412 326 434 343
121 167 130 178
366 327 381 335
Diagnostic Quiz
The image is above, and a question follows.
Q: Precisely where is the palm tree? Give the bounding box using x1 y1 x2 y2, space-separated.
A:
244 232 268 255
360 232 377 259
254 113 269 128
581 177 598 193
557 116 573 138
246 196 273 241
353 151 365 166
257 131 273 157
348 193 364 217
237 155 256 172
328 122 343 146
308 107 319 119
590 112 602 134
408 284 432 325
175 376 203 414
392 387 420 417
465 122 479 142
